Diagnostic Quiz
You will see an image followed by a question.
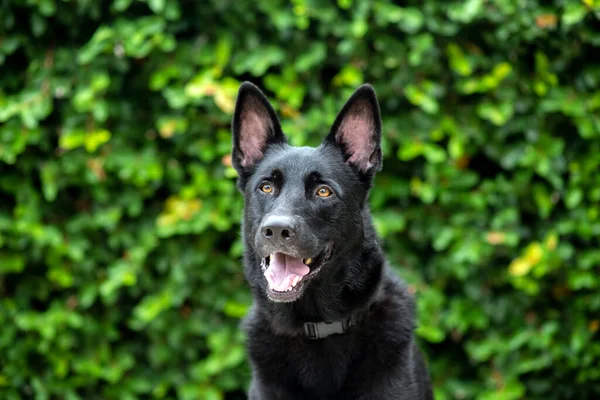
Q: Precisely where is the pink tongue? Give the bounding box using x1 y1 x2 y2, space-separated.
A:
264 252 310 292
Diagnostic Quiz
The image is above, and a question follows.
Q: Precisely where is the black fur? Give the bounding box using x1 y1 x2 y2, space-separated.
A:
232 82 434 399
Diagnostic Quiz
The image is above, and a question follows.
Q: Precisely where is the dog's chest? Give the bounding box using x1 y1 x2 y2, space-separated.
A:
291 339 353 390
248 328 357 395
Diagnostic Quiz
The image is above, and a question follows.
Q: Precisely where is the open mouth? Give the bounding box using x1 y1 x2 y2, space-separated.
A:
261 243 333 302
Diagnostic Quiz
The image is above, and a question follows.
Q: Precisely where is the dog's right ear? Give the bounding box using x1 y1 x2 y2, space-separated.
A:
231 82 285 177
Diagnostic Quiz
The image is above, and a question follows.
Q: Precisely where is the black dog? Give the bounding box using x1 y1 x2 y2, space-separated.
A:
231 82 433 400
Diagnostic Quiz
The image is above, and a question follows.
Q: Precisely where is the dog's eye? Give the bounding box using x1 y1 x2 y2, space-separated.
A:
316 186 333 198
260 183 274 193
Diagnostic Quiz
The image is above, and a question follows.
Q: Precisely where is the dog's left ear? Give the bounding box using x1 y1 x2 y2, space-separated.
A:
324 84 382 176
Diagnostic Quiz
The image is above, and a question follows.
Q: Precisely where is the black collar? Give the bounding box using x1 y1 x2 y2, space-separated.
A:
298 293 379 339
285 289 379 339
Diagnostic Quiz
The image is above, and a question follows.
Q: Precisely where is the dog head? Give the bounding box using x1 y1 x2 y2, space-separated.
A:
232 82 382 302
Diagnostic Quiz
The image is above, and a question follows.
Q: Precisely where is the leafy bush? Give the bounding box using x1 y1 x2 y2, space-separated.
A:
1 0 600 399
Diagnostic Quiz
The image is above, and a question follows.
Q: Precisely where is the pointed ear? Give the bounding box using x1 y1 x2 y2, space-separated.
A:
324 84 382 176
231 82 285 175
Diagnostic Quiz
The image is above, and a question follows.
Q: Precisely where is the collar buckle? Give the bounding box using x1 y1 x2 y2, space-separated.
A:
304 322 320 339
303 316 357 340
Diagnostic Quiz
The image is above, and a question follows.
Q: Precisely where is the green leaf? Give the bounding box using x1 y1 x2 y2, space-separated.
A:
0 253 25 273
447 43 473 76
85 129 111 152
562 3 588 26
40 162 59 202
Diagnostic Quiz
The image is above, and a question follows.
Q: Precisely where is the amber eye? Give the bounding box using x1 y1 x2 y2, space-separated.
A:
316 186 332 198
260 183 273 193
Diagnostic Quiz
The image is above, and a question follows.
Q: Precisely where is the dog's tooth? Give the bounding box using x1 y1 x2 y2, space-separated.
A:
304 258 313 265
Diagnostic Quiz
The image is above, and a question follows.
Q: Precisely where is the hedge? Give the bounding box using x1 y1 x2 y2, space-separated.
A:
1 0 600 399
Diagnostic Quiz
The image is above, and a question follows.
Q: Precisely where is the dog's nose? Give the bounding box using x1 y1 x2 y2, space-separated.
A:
261 216 297 243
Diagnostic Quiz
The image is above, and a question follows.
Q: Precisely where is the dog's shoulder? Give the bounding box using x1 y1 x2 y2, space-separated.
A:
359 267 417 348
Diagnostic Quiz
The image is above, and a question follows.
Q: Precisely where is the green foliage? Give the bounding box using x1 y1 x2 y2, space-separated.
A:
1 0 600 398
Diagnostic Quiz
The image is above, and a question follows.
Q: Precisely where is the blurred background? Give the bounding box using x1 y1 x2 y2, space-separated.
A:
1 0 600 399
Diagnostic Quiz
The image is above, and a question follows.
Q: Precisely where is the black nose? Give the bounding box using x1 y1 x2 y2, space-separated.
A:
261 215 297 243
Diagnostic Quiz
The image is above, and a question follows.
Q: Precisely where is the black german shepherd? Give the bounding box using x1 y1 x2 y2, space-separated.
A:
231 82 433 400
